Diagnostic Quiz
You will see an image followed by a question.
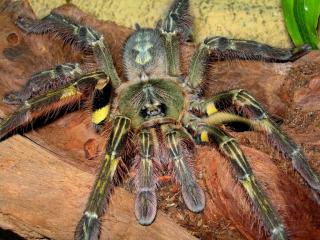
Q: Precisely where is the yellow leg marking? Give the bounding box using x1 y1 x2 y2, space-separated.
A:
242 176 255 198
259 119 274 133
200 131 209 142
206 102 218 116
109 154 120 176
60 85 80 99
142 158 152 176
92 105 110 124
242 176 272 214
98 153 119 194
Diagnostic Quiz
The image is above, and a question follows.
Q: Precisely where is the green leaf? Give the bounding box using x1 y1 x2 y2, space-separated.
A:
282 0 320 49
304 0 320 48
282 0 304 46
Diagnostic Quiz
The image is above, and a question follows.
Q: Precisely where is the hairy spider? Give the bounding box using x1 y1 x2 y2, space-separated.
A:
0 0 319 239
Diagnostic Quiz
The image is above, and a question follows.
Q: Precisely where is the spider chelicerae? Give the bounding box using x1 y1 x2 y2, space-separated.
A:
0 0 319 239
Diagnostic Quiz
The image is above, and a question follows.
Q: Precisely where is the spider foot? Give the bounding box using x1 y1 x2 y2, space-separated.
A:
182 182 205 213
203 37 311 62
74 211 100 240
259 117 320 194
0 103 29 140
185 38 312 89
289 44 312 61
16 13 100 49
135 190 157 225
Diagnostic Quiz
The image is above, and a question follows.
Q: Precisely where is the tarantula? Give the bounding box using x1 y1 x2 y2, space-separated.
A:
0 0 319 239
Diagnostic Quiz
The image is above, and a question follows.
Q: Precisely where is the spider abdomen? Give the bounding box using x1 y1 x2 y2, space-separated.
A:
123 28 167 81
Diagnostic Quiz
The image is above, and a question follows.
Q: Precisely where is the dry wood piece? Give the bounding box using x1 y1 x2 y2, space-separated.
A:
0 135 197 240
1 0 320 239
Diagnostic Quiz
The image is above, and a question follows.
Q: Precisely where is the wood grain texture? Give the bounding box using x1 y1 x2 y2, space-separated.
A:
0 136 196 240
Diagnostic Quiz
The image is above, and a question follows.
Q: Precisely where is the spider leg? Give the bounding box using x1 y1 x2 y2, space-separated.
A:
195 124 287 240
185 37 311 89
134 129 157 225
163 125 205 212
161 0 191 76
91 80 113 131
16 13 121 87
3 63 84 105
0 71 106 140
162 0 192 42
194 89 320 192
75 116 131 240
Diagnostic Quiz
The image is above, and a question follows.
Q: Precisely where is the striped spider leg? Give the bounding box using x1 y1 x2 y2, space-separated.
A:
185 36 311 89
184 105 290 240
163 124 205 213
161 0 191 75
133 129 158 225
0 70 108 139
133 125 205 225
75 116 131 239
0 12 118 139
185 88 320 239
17 12 118 126
193 89 320 193
0 12 125 240
180 20 315 239
191 123 287 240
132 123 205 226
16 13 121 87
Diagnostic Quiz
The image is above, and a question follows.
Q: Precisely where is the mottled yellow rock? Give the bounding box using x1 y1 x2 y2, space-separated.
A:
30 0 292 47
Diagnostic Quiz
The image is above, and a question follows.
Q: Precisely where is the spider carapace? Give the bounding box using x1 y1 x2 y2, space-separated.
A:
0 0 319 240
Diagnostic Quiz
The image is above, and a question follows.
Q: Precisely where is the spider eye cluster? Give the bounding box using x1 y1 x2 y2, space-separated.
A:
141 102 167 119
123 28 167 81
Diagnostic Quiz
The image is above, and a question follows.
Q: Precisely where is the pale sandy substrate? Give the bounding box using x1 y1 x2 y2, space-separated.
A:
30 0 292 47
